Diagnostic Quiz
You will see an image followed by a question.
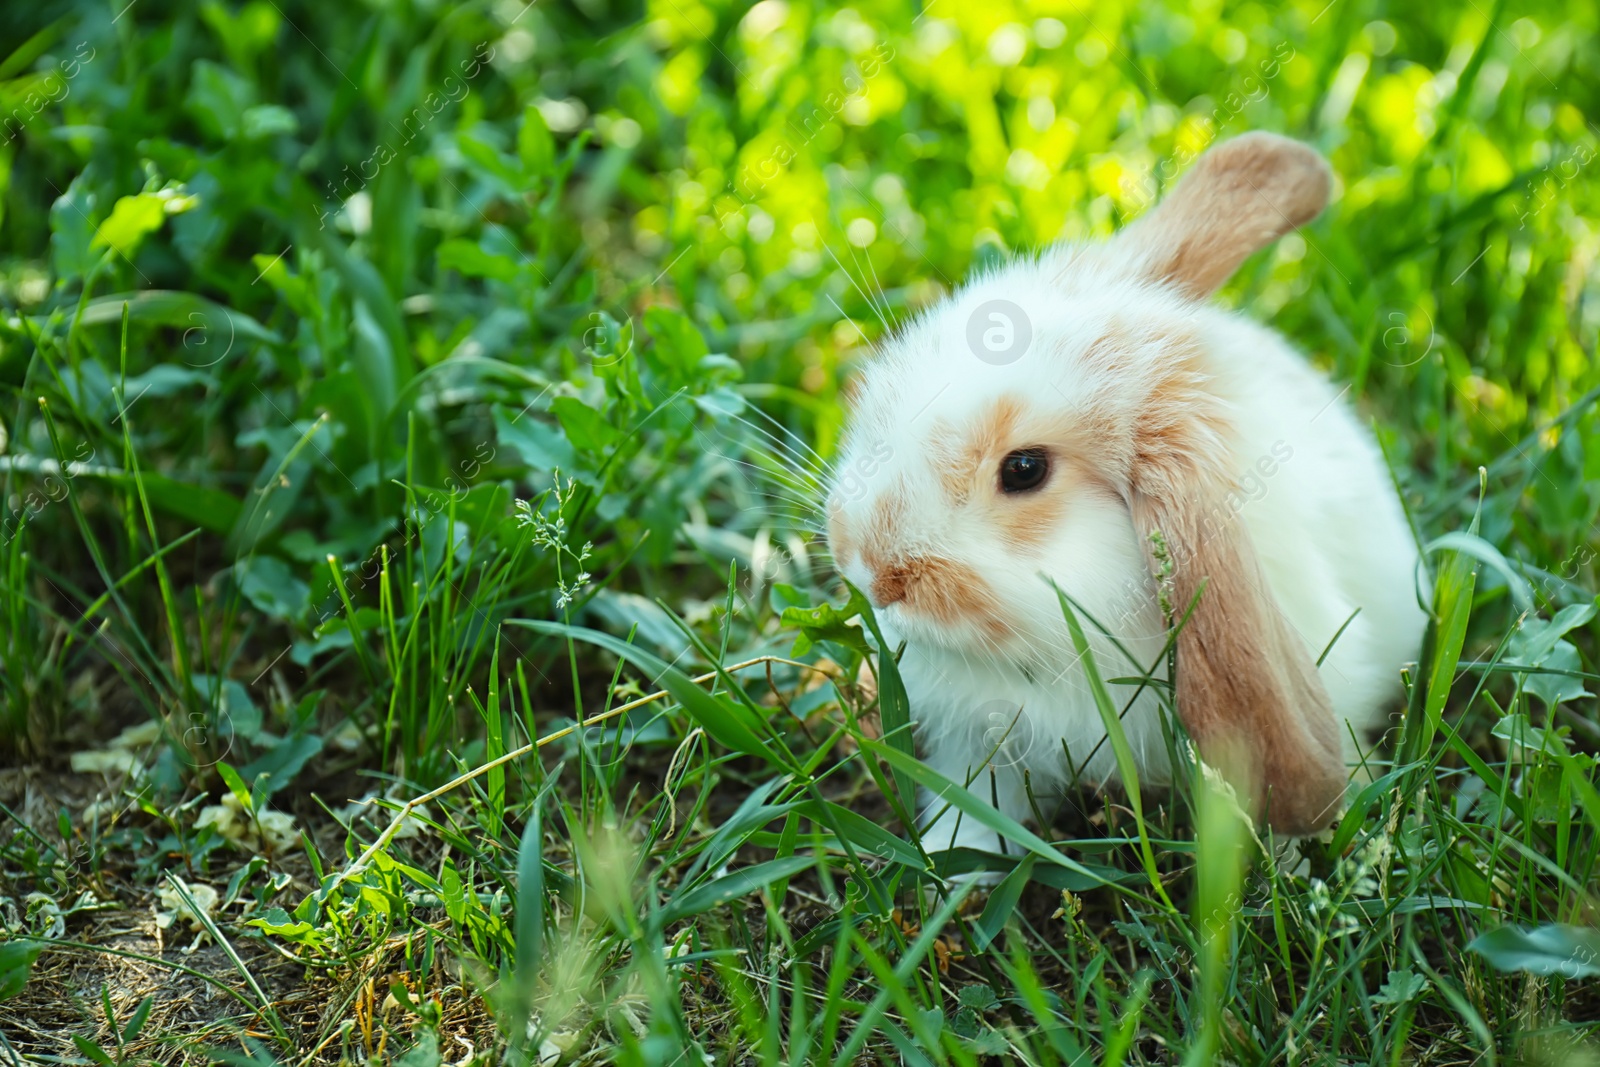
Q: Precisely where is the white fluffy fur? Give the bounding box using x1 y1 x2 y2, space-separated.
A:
827 235 1429 855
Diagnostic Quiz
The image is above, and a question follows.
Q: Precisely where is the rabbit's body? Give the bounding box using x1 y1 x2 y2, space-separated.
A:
826 134 1428 854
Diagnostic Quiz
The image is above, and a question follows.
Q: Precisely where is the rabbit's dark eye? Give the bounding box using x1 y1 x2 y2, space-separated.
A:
1000 449 1050 493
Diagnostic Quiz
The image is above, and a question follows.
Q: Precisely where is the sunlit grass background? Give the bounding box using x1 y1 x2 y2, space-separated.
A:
1 0 1599 1062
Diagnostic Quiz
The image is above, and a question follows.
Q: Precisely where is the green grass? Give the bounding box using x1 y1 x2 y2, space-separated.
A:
1 0 1599 1063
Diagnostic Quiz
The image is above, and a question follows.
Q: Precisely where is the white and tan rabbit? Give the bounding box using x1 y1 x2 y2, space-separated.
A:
825 132 1427 855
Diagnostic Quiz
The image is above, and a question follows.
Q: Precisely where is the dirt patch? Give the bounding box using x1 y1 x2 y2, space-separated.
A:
0 908 307 1063
1 759 507 1063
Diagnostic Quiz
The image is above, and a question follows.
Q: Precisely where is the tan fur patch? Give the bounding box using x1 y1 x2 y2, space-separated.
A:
964 395 1023 485
1129 329 1231 495
995 480 1067 552
926 417 969 503
858 490 903 574
930 397 1025 505
871 554 1010 638
1080 326 1134 378
869 558 910 606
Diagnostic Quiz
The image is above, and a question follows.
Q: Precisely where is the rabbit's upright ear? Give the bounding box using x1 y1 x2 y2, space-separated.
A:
1114 132 1331 299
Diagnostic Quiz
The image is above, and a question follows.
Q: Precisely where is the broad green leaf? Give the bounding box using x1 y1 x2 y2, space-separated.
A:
136 472 243 534
1467 924 1600 978
1372 968 1428 1005
456 129 521 188
551 395 617 453
185 58 253 139
495 406 576 472
50 175 97 280
122 364 215 397
693 386 745 418
0 940 43 1000
958 984 1000 1012
194 675 262 739
1505 603 1597 708
643 306 708 372
973 854 1034 951
66 290 282 345
237 733 323 796
91 194 167 257
782 587 872 658
437 238 519 282
586 589 691 656
1491 713 1570 756
234 555 311 620
15 455 244 535
252 909 324 948
518 103 555 175
394 1031 442 1067
242 103 297 138
1522 642 1590 708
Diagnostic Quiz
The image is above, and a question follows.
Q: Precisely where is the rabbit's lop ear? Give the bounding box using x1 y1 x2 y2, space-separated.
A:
1129 482 1347 834
1116 132 1332 299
